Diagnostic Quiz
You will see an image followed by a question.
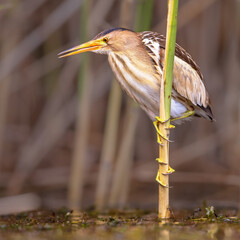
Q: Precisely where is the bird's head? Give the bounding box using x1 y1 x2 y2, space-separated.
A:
58 28 139 58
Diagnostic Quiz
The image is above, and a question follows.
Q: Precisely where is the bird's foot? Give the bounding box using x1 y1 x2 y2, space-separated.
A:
155 116 175 130
153 117 173 145
155 167 175 187
156 159 175 186
156 171 168 187
156 158 175 174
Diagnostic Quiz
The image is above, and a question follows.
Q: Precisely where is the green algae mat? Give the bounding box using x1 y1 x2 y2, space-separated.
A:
0 208 239 240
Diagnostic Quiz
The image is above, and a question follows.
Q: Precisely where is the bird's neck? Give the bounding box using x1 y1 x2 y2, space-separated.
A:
108 52 159 85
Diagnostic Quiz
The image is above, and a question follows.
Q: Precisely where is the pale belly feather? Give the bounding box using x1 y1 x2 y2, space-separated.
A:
108 53 188 121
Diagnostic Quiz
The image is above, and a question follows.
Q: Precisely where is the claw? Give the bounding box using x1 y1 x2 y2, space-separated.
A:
162 166 175 175
165 124 175 130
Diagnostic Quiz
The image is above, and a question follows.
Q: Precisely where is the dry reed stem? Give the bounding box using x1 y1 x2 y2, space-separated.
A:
106 0 137 209
7 63 111 194
67 0 92 210
95 0 133 210
158 0 178 219
6 58 79 193
0 0 84 81
107 0 154 209
95 80 122 209
7 97 78 194
0 6 21 170
108 100 138 208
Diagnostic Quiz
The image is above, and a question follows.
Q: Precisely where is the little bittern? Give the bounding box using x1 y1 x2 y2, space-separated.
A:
59 28 213 125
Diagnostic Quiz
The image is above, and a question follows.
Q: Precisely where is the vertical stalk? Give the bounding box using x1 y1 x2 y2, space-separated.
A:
158 0 178 219
135 0 154 31
95 0 134 210
236 0 240 217
108 0 153 209
0 2 20 171
68 0 91 210
95 80 122 210
108 100 137 208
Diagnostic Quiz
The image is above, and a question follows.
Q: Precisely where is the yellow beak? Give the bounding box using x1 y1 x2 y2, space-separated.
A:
58 39 105 58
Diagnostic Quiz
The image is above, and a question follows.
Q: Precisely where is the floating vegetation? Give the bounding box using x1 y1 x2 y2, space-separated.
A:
0 208 239 239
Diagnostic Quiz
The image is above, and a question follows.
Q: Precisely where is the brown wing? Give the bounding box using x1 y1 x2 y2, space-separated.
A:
140 31 213 119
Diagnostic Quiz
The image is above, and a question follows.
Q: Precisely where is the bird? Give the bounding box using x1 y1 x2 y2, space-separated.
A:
58 27 214 186
58 27 213 128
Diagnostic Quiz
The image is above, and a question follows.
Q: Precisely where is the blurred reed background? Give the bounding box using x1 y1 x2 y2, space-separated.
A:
0 0 239 214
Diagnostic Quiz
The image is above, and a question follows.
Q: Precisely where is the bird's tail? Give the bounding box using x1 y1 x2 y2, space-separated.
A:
197 105 215 122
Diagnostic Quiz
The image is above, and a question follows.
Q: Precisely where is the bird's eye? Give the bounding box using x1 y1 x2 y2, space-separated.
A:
103 37 109 43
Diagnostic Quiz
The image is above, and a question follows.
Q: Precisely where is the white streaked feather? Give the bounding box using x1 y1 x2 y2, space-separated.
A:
142 38 160 61
142 38 163 76
119 55 158 85
109 53 157 105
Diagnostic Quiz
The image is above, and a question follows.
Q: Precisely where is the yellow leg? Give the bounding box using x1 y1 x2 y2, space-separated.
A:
155 110 194 186
154 116 176 186
171 110 195 122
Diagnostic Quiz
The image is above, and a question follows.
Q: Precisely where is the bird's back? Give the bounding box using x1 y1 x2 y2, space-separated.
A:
139 31 214 122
